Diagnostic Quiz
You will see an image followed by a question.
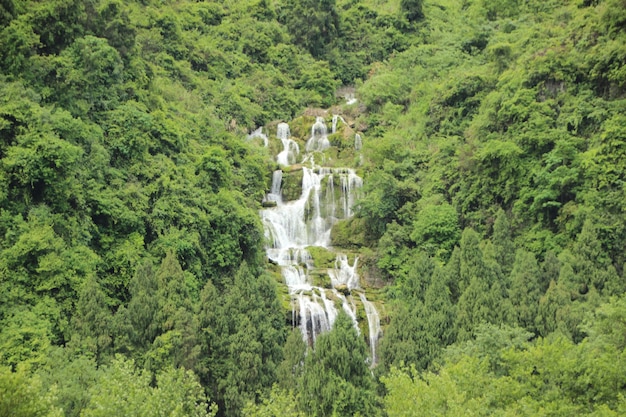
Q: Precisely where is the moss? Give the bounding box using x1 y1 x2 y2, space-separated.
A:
281 168 303 201
289 115 317 141
331 217 366 248
268 137 283 158
307 246 336 268
310 270 332 288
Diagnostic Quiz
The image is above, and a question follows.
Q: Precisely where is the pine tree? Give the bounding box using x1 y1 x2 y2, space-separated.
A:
69 276 112 363
148 250 198 371
492 208 516 277
455 228 501 340
127 259 159 352
299 311 379 417
277 329 306 392
508 249 541 333
196 263 285 416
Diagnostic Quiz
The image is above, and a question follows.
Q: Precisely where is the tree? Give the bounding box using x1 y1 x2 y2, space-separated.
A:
400 0 424 22
279 0 340 58
81 356 215 417
0 365 62 417
492 208 515 276
146 251 198 372
455 229 502 340
243 386 303 417
410 202 460 261
276 329 306 392
68 276 113 363
196 263 285 416
299 311 379 417
508 249 541 333
36 348 99 417
54 35 124 116
127 260 159 353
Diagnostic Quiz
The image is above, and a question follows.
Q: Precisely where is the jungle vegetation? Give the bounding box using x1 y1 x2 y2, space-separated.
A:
0 0 625 416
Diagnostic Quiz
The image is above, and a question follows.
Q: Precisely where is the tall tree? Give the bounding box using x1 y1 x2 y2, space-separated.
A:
68 276 112 363
492 208 515 276
127 259 159 353
299 311 379 417
279 0 340 58
508 249 541 333
197 263 285 416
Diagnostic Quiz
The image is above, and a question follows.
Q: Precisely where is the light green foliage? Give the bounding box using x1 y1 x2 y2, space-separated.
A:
0 0 625 415
384 306 626 415
243 386 303 417
410 200 460 260
36 349 99 417
0 365 62 417
81 356 216 417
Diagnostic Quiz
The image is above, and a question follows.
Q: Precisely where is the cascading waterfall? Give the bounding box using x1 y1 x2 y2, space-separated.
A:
331 115 346 134
305 117 331 152
248 126 268 147
359 293 382 364
276 122 300 166
260 118 381 364
355 133 362 151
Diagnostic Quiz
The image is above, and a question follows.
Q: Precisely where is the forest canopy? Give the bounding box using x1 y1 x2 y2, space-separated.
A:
1 0 625 416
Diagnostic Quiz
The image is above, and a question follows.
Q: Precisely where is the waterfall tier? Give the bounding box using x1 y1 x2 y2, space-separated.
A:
260 118 381 364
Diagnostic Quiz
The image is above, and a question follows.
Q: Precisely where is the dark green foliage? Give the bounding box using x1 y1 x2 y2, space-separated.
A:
279 0 340 58
196 263 285 416
492 209 515 276
299 311 379 417
68 276 113 363
508 249 541 333
401 0 424 22
276 329 306 392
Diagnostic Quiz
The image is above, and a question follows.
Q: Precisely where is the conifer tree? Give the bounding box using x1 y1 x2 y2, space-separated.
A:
277 329 306 392
508 249 541 333
299 311 379 417
127 260 159 352
456 229 501 340
196 263 284 416
492 208 515 276
69 276 112 363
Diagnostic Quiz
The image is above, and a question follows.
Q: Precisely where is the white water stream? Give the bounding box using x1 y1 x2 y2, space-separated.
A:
260 117 381 364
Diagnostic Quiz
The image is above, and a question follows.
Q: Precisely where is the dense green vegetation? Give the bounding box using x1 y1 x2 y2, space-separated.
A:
1 0 625 416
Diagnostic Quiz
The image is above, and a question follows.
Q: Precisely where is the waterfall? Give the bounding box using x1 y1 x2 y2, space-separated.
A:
276 122 300 166
305 117 330 152
331 115 346 134
260 120 381 363
355 133 362 151
247 127 268 147
359 293 381 365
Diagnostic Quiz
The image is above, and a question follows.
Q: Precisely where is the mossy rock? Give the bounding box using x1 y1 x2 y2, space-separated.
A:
281 169 303 201
307 246 336 268
289 115 317 141
283 164 303 173
331 217 366 248
310 270 332 288
336 284 350 296
268 137 283 158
